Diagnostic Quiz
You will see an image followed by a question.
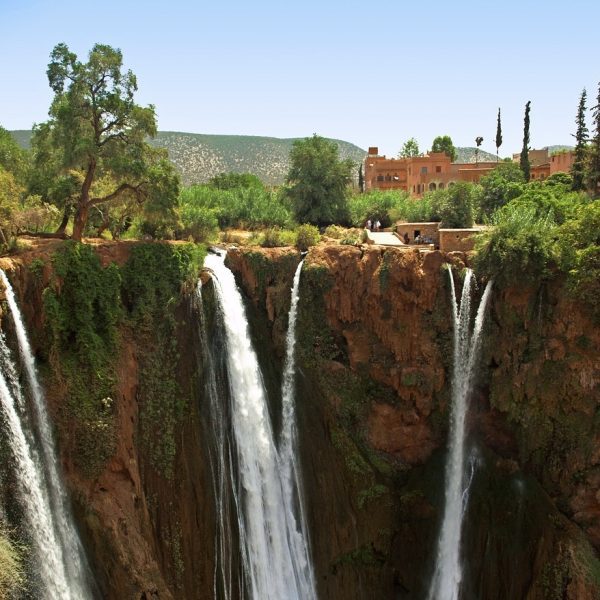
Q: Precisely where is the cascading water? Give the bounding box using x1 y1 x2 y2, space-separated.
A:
278 259 316 597
427 268 492 600
203 252 316 600
0 270 94 599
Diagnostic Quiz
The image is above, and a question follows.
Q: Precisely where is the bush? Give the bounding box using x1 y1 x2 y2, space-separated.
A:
435 182 476 228
179 203 219 242
179 184 293 230
295 224 320 250
476 162 525 220
474 202 557 288
556 202 600 317
348 189 411 228
259 228 296 248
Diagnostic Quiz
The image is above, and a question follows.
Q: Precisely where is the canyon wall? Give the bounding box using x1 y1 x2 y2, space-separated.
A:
0 239 598 599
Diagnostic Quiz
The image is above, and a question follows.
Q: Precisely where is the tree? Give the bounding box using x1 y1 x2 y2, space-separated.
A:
398 138 420 158
495 108 503 162
431 135 457 162
0 126 29 184
475 137 484 166
285 134 353 226
588 82 600 197
520 101 532 182
571 89 589 192
476 162 525 219
35 43 179 241
358 163 364 193
208 172 264 190
434 182 475 228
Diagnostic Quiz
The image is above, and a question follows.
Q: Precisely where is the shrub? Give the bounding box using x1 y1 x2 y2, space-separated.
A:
474 202 557 288
259 228 296 248
435 182 476 228
295 224 320 251
179 203 219 242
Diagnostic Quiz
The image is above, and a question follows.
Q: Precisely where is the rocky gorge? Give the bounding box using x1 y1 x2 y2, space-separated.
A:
0 239 599 599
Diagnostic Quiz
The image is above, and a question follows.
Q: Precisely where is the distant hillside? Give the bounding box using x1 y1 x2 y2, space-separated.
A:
9 129 366 186
8 130 32 149
149 132 365 185
454 147 502 163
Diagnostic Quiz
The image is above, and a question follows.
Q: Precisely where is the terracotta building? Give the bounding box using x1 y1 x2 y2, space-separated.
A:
364 147 497 196
366 146 576 197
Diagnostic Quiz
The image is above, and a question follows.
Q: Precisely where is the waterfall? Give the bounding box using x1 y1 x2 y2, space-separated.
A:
427 268 492 600
203 252 316 600
278 259 317 598
195 279 239 600
0 270 94 599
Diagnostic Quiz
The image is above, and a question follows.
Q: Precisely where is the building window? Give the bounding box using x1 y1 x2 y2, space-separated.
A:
436 165 442 173
377 175 384 182
421 166 428 175
429 182 437 191
439 182 445 189
385 175 392 181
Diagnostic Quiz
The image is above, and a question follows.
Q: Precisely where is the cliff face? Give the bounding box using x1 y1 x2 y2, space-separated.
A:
1 239 599 600
226 243 600 600
0 240 216 599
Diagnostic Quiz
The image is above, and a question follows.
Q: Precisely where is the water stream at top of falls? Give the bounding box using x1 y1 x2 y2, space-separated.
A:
427 268 492 600
0 270 94 599
203 252 316 600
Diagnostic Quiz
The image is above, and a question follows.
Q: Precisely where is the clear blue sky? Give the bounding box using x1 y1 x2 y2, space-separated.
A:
1 0 598 157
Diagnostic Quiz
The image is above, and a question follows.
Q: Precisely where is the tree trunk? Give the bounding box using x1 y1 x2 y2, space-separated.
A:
72 159 96 242
55 205 71 235
72 203 89 242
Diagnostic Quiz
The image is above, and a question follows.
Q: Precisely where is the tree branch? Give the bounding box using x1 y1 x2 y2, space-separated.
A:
89 183 144 206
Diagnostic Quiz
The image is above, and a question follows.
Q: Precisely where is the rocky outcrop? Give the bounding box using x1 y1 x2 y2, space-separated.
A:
227 243 600 600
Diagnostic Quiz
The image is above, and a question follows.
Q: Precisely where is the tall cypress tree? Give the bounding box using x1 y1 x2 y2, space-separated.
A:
519 101 531 181
571 88 588 191
588 82 600 197
358 163 364 192
495 108 503 162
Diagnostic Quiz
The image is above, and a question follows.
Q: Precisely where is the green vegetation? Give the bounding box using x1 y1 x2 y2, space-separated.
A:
475 177 599 318
572 89 589 191
294 224 320 251
43 242 121 475
178 179 292 231
398 137 420 158
285 134 354 226
431 135 457 162
32 43 180 240
0 528 25 597
520 101 532 182
495 108 503 161
41 241 204 477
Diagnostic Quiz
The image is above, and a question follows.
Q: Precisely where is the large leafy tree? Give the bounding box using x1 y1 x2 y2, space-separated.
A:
398 137 420 158
431 135 457 162
35 43 179 241
285 134 353 226
0 126 29 184
571 89 589 192
476 162 525 219
520 101 532 181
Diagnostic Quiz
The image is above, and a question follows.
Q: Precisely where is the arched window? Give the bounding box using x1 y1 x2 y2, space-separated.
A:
448 181 455 188
438 182 445 189
429 182 437 191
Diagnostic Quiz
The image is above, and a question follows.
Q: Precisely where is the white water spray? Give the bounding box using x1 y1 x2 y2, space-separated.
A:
278 259 317 598
0 270 93 599
427 268 492 600
203 252 315 600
